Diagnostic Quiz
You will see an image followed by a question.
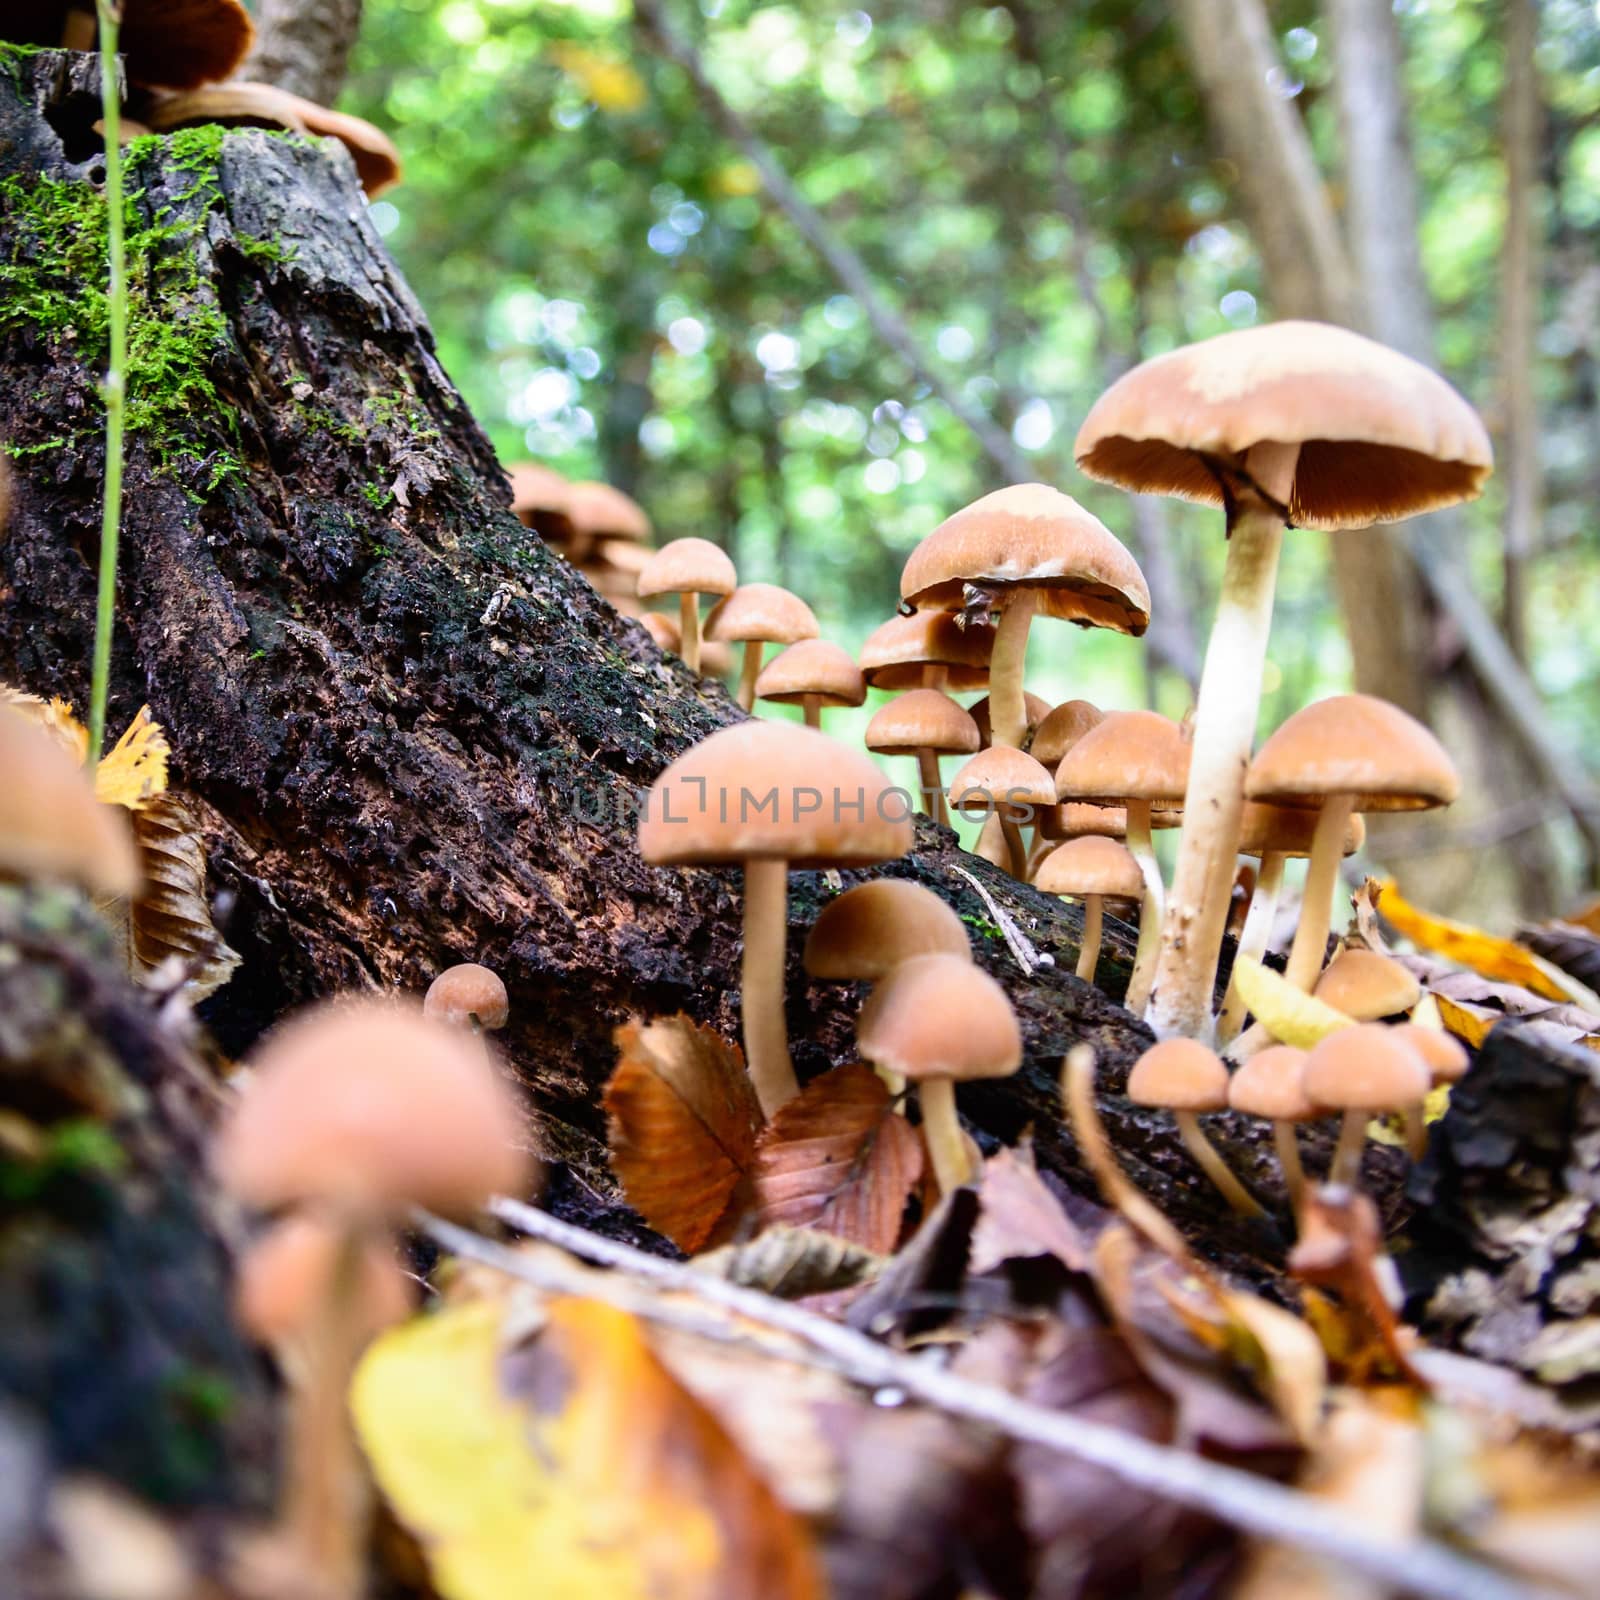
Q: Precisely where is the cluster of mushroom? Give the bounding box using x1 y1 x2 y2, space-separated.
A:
7 0 403 195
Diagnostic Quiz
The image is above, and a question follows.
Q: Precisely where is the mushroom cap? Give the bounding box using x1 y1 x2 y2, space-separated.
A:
638 722 913 868
578 556 644 605
1388 1022 1469 1085
701 640 735 676
755 640 866 709
1056 709 1191 806
969 690 1053 748
900 484 1150 636
0 706 141 898
1038 802 1129 842
290 99 403 196
1227 1045 1320 1122
120 0 255 90
1313 949 1421 1022
596 538 652 577
1301 1024 1431 1112
235 1213 415 1346
1074 321 1493 530
705 583 819 647
423 963 510 1031
1127 1038 1231 1113
1034 836 1145 900
803 880 971 980
1246 694 1460 811
1237 801 1366 859
857 953 1022 1084
1029 699 1104 769
636 537 737 601
864 689 980 757
639 612 681 652
213 997 533 1217
566 481 651 542
506 463 573 532
858 611 995 691
947 746 1057 820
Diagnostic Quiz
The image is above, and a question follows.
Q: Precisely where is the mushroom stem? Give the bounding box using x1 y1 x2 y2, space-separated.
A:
973 813 1009 869
1404 1103 1427 1161
63 8 97 50
741 858 800 1119
1217 850 1286 1043
919 1075 973 1193
1075 895 1104 982
1174 1109 1266 1219
999 813 1028 879
736 641 763 711
678 590 702 674
1332 1107 1368 1187
1146 506 1284 1041
916 748 948 826
1273 1119 1306 1212
1282 794 1356 991
873 1064 907 1100
1123 799 1165 1014
801 694 822 730
987 589 1036 749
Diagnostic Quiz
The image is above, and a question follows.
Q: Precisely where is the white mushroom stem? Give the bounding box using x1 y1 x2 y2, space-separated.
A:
1282 794 1356 992
741 858 800 1119
1146 502 1285 1041
919 1076 974 1193
678 591 702 674
801 694 822 730
1075 896 1104 982
736 641 764 711
1331 1108 1369 1187
917 749 949 827
1173 1110 1266 1218
987 589 1036 749
1123 799 1165 1014
1273 1120 1306 1212
999 812 1028 879
1216 850 1287 1044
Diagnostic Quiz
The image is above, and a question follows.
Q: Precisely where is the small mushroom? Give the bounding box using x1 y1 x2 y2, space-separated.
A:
864 689 980 825
755 639 866 729
803 879 971 980
1301 1024 1430 1188
968 689 1053 751
423 962 510 1033
1127 1038 1265 1219
858 610 994 692
565 480 651 564
1226 1044 1319 1211
857 952 1021 1193
640 723 911 1117
635 538 737 675
900 485 1149 751
1034 835 1144 983
1313 949 1422 1021
705 583 819 712
1387 1021 1469 1158
946 745 1057 879
1028 699 1104 770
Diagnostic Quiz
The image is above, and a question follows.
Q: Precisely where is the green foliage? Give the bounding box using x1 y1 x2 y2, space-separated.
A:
0 1117 127 1204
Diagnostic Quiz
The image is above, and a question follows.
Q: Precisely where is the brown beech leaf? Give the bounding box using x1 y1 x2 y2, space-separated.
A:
128 792 241 999
605 1016 762 1254
970 1141 1093 1275
752 1064 924 1255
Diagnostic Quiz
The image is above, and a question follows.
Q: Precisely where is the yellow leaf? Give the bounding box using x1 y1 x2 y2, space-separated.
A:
94 706 170 810
1434 993 1494 1049
1376 878 1600 1010
548 44 647 114
1217 1287 1328 1448
352 1296 823 1600
1228 955 1354 1049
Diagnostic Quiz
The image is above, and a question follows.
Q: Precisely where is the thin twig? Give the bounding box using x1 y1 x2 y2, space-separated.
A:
442 1198 1541 1600
950 865 1052 975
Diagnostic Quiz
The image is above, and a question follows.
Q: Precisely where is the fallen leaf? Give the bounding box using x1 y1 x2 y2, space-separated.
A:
692 1226 885 1299
0 682 87 762
1519 920 1600 995
751 1064 924 1255
1376 878 1600 1010
127 792 241 998
1228 955 1354 1050
970 1141 1092 1275
604 1016 762 1253
352 1294 824 1600
1435 993 1496 1049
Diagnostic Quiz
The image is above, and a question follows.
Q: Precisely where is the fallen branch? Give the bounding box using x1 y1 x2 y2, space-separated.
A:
407 1198 1541 1600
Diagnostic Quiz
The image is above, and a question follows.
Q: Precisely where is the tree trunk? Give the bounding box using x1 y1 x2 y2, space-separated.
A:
239 0 365 106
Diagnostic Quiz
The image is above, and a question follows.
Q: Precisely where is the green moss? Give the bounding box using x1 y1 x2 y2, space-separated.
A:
959 913 1004 941
0 1117 127 1203
361 481 394 511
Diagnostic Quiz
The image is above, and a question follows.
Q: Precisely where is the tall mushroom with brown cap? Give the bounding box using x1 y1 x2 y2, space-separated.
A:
803 879 971 980
1076 321 1491 1042
1035 836 1144 983
8 0 255 90
1216 804 1366 1044
639 722 911 1117
705 583 820 712
1056 710 1190 1014
858 610 994 692
1227 1044 1320 1211
423 962 510 1033
1246 694 1458 995
968 689 1053 751
636 538 737 675
1301 1023 1430 1187
865 689 980 826
857 952 1021 1194
1313 949 1422 1022
755 639 866 730
900 484 1150 751
1127 1038 1265 1218
0 705 140 898
946 745 1057 879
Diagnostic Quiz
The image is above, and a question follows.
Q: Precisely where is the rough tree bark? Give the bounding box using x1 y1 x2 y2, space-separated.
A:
239 0 365 107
